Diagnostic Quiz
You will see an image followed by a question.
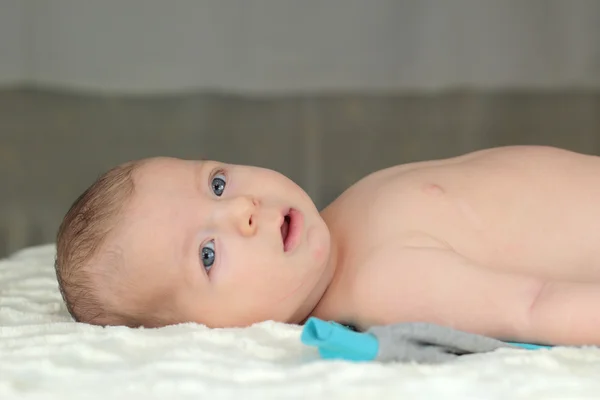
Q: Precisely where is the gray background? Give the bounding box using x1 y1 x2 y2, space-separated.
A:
1 1 600 257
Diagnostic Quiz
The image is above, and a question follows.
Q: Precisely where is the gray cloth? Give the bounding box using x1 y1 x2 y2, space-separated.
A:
367 322 517 364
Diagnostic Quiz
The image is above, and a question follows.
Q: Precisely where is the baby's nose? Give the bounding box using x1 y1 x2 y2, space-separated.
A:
230 196 258 236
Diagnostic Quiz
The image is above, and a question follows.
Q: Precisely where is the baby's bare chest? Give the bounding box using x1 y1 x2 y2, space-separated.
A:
329 159 600 281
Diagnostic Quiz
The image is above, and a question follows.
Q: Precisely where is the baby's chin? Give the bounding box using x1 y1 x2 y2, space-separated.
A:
305 214 332 264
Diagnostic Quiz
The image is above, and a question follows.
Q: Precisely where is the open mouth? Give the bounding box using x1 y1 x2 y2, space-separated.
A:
280 208 302 252
280 213 291 246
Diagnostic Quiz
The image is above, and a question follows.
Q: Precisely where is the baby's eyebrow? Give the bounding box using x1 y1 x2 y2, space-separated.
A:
193 161 208 189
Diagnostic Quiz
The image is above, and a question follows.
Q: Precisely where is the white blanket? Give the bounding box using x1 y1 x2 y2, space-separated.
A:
2 245 600 400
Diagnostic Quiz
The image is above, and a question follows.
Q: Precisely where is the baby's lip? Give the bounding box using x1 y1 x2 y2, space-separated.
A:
280 208 302 253
280 209 291 248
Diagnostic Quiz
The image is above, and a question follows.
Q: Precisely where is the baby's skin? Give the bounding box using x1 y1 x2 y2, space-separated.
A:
101 146 600 346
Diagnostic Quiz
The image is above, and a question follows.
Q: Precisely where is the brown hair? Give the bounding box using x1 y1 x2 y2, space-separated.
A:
54 161 140 326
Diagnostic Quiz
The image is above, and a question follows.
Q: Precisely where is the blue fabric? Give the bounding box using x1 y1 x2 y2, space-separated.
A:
505 341 553 350
301 317 553 363
300 317 379 361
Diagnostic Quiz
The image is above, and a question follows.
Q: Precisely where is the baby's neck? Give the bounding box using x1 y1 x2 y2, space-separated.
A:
285 238 337 325
298 221 353 325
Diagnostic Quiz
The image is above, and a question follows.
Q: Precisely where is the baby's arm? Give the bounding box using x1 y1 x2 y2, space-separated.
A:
355 247 543 342
527 281 600 346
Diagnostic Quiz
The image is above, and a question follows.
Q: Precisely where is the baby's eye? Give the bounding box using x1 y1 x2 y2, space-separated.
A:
200 240 216 272
211 172 227 197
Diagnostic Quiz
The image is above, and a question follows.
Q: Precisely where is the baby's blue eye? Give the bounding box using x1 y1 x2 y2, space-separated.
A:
200 240 216 271
211 173 226 197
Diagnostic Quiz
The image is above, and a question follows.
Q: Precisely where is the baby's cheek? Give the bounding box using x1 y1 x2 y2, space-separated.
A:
225 255 298 305
234 265 274 293
249 268 294 301
243 277 287 312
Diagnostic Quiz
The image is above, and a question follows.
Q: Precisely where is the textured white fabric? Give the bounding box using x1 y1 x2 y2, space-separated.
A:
2 245 600 399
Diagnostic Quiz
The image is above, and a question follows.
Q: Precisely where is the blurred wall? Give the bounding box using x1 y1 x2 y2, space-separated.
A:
0 0 26 85
1 1 600 257
1 0 600 92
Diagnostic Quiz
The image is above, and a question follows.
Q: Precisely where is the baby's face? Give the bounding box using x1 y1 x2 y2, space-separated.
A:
105 157 333 328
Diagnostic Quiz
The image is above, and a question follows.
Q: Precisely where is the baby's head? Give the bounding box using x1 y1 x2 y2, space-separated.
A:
55 157 334 328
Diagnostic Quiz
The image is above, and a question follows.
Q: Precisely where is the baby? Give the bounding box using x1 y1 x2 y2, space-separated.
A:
55 145 600 346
